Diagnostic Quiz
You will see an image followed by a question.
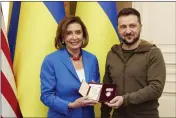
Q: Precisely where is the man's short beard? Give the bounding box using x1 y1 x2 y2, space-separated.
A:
120 35 140 46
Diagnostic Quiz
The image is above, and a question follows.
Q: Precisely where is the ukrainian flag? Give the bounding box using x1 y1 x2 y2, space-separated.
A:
76 2 119 81
8 2 65 117
76 2 120 117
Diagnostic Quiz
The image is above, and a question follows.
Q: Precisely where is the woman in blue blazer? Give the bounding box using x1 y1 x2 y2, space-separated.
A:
40 16 100 118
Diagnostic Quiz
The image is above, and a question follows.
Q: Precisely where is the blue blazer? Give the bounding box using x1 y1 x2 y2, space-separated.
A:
40 48 100 118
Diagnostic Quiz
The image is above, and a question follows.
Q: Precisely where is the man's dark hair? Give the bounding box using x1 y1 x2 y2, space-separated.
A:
118 8 141 24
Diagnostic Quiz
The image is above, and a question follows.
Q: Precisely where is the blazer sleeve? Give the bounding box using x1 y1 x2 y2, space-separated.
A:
90 56 100 83
92 56 100 83
40 56 70 115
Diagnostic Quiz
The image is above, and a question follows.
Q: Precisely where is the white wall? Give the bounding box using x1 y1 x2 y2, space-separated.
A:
133 2 176 117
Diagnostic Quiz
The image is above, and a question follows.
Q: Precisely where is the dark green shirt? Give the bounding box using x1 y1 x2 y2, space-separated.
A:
122 48 136 63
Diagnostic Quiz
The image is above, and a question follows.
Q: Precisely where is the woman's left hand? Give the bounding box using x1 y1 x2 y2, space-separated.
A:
68 96 98 108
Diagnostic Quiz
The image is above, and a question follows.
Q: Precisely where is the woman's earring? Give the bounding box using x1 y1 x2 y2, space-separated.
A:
82 39 85 45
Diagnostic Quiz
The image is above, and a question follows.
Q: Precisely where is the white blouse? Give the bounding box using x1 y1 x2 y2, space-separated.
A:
76 68 86 82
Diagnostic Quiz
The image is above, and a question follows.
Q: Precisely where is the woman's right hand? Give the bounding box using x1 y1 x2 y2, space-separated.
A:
68 96 98 109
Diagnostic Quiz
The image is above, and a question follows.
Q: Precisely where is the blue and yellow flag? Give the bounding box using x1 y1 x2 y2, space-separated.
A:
76 2 120 81
76 2 120 117
8 2 65 117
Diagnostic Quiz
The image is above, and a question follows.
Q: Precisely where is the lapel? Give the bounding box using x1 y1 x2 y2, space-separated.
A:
60 48 90 83
60 48 79 80
82 50 90 83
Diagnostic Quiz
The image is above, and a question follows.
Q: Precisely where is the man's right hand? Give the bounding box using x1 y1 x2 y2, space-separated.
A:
105 96 124 109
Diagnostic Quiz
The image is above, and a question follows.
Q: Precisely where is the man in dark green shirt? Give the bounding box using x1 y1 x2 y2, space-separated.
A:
101 8 166 118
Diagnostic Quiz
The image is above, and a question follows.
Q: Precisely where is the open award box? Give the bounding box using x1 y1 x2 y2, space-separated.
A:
78 80 116 102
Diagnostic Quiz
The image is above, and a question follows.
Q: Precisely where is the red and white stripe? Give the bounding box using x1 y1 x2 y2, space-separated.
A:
1 7 22 118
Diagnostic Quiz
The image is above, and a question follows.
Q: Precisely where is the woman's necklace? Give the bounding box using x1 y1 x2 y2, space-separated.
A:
67 49 82 61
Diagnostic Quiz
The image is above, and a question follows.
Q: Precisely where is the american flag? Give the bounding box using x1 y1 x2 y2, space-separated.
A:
1 6 22 118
